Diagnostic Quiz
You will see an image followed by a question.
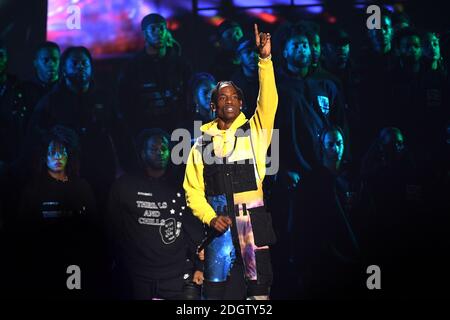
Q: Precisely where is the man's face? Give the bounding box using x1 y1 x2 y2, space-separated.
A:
0 48 7 75
195 80 215 112
142 135 170 170
323 130 344 162
34 47 60 84
327 43 350 67
47 141 68 173
311 34 321 66
284 35 311 68
368 16 393 52
239 48 258 73
143 22 168 48
212 84 242 122
400 35 422 64
381 130 405 155
221 26 243 51
63 51 92 86
424 33 440 61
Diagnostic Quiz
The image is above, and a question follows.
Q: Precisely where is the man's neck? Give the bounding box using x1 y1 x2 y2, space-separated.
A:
323 158 341 174
145 167 166 179
217 117 236 130
145 44 166 58
38 75 58 87
48 170 68 182
287 63 309 78
65 78 89 94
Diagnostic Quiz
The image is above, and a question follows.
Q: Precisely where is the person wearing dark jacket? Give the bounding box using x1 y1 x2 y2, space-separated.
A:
358 9 397 142
118 13 191 136
231 37 259 118
287 125 360 298
360 127 432 298
323 27 364 164
14 126 98 299
210 20 244 82
20 42 61 117
0 41 27 166
108 128 204 300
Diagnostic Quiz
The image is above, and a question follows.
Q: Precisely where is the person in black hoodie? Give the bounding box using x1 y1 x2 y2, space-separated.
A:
0 40 27 167
360 127 431 298
20 42 61 116
107 128 204 300
118 13 191 136
231 37 259 118
323 28 364 164
209 20 244 82
286 125 360 299
358 8 396 142
15 125 98 299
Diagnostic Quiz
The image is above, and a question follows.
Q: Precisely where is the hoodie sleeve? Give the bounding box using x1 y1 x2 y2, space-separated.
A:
249 57 278 180
183 142 217 225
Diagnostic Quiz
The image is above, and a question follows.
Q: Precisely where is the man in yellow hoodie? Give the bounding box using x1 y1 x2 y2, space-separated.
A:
183 24 278 300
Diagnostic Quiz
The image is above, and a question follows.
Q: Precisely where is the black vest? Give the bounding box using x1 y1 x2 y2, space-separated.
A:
201 122 257 215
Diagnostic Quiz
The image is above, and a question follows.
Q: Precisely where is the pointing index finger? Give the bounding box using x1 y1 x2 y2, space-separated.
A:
254 23 260 46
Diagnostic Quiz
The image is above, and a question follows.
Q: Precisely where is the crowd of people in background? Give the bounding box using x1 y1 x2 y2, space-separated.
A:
0 8 449 299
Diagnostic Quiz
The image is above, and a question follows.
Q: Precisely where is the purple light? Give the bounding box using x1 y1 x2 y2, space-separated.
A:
384 5 394 12
198 9 220 17
305 6 323 14
294 0 322 5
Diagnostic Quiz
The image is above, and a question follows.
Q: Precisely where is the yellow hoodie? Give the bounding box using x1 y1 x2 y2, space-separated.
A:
183 57 278 225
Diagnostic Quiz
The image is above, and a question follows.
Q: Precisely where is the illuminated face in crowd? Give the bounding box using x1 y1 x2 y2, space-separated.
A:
34 47 60 84
423 33 441 61
0 48 7 75
399 35 422 64
142 135 170 170
47 141 68 173
284 35 311 69
323 130 344 163
143 22 169 48
381 129 405 155
221 26 243 51
194 80 215 114
212 84 243 123
327 42 350 68
63 51 92 87
310 34 321 67
368 16 393 53
239 47 258 75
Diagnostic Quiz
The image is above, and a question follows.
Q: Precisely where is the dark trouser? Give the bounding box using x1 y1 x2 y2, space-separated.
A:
129 274 185 300
115 270 201 300
202 249 273 300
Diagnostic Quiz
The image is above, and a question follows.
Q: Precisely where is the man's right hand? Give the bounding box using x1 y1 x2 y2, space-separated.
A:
210 216 232 233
